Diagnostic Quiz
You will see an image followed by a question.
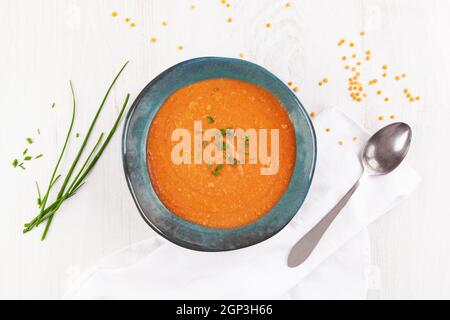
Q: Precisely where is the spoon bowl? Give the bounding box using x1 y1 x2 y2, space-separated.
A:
362 122 412 175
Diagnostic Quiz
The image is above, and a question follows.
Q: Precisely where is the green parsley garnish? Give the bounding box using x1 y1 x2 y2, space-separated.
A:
206 115 215 124
219 128 234 137
26 137 33 144
12 159 19 168
212 164 224 176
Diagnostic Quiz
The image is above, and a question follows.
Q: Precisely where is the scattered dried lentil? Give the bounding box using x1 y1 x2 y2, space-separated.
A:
330 33 417 106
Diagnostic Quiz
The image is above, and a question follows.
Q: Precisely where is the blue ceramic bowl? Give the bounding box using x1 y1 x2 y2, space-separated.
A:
122 57 316 251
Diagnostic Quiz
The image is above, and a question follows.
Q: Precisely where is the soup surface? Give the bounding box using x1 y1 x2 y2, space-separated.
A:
147 78 296 228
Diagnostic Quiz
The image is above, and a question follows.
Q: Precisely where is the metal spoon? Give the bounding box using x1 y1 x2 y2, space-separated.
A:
287 122 412 268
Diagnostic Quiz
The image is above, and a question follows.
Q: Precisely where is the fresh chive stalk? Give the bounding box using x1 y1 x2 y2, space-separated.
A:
35 181 42 206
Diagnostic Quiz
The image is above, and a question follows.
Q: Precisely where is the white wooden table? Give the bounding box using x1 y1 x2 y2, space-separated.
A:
1 0 449 299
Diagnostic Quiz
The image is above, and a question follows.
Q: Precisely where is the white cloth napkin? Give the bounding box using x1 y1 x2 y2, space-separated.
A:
66 108 420 300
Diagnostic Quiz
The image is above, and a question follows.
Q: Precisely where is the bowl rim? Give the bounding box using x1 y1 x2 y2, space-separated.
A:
122 56 317 251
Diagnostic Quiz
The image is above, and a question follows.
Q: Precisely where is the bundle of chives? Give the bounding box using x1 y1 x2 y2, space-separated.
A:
24 62 131 240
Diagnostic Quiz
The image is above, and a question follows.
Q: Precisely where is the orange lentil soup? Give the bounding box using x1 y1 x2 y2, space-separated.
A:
147 78 296 228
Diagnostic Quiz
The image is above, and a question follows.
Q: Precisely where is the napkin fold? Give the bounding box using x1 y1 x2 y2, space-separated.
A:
66 108 420 300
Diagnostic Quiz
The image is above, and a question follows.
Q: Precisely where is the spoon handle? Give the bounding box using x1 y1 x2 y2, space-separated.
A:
287 174 365 268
